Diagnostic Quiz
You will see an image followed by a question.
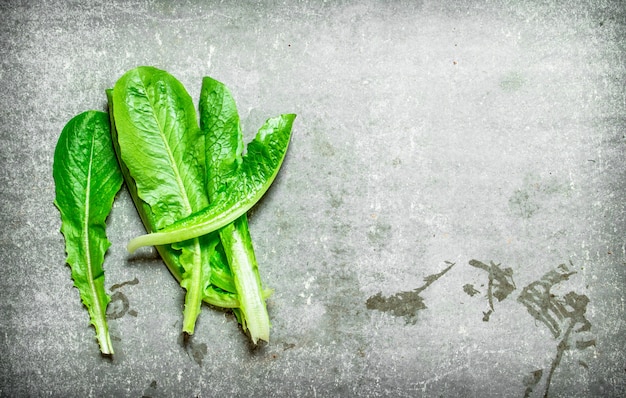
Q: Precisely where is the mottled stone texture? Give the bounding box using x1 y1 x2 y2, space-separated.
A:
0 0 624 396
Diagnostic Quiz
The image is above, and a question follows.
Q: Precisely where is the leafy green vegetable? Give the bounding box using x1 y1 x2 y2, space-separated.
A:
106 89 241 312
112 68 294 343
109 66 212 335
108 67 290 341
55 66 295 351
54 67 296 348
126 112 296 252
53 110 123 355
200 76 271 343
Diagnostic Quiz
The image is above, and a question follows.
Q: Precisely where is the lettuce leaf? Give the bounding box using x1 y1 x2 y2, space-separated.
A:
53 110 123 355
110 66 211 335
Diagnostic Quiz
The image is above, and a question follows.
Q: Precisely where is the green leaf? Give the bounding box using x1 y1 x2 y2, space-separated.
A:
199 76 244 194
110 66 211 335
127 113 296 251
53 110 123 355
200 76 271 343
107 88 240 311
111 66 207 227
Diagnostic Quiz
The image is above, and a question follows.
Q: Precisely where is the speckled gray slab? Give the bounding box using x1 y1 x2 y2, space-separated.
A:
1 1 624 397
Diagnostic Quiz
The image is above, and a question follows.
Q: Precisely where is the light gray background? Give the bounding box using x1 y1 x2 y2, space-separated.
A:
1 0 624 397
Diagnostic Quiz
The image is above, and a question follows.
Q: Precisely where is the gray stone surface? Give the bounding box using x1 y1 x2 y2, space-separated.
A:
1 0 624 396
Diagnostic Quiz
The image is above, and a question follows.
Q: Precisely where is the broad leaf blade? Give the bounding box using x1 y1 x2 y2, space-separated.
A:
111 66 211 334
111 66 207 227
53 110 123 355
127 113 296 251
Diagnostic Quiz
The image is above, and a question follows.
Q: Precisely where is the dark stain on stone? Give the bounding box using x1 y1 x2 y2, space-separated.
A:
366 289 427 324
468 259 516 321
522 369 543 398
366 261 455 324
110 277 139 291
463 283 480 297
517 262 579 338
107 291 130 320
576 339 596 350
178 333 208 367
464 259 595 397
190 342 207 366
108 277 139 320
517 262 595 398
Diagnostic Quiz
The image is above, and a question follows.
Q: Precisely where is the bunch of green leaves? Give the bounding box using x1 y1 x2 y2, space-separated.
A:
53 66 295 354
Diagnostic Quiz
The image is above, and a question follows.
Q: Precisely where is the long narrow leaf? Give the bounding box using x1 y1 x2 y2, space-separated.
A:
53 111 123 355
200 76 271 343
